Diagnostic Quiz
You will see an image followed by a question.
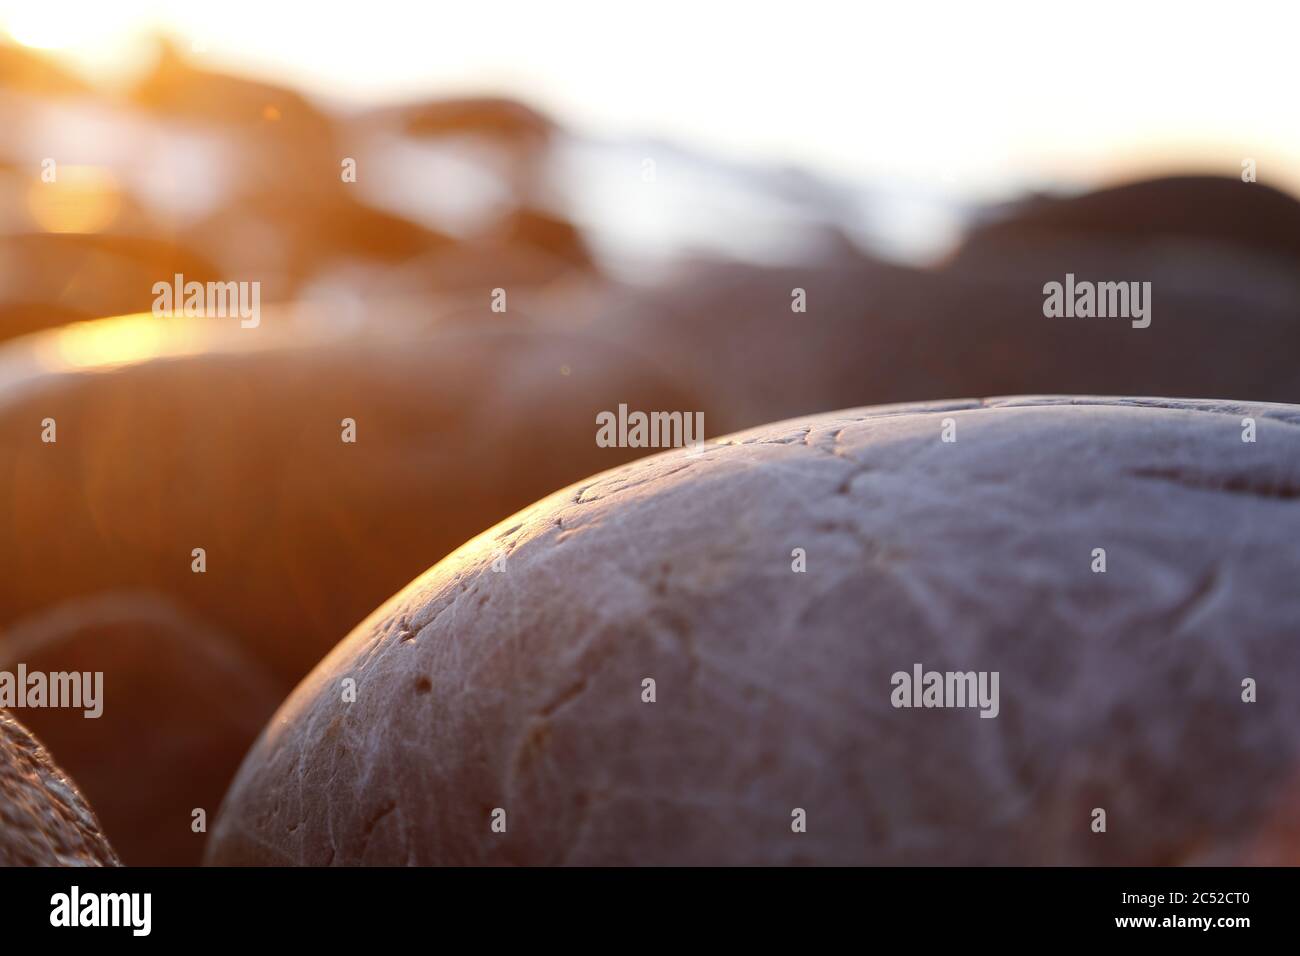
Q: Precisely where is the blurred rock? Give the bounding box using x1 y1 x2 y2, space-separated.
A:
953 176 1300 266
189 187 452 305
591 178 1300 433
487 207 592 273
377 209 595 296
401 96 554 148
0 310 711 686
131 37 335 147
0 41 89 97
0 233 221 343
1 709 119 866
0 592 283 866
398 96 553 202
207 396 1300 865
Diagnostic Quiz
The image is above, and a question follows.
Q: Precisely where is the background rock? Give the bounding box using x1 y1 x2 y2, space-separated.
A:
209 396 1300 865
0 592 282 866
0 311 709 686
593 176 1300 434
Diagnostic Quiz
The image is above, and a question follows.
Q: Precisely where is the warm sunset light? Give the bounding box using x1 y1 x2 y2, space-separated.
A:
3 4 142 51
0 0 1296 917
26 165 121 234
1 1 1297 200
51 314 168 369
6 14 76 49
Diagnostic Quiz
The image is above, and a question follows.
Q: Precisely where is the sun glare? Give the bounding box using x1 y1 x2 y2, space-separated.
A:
1 0 153 75
26 166 122 234
1 2 1297 211
6 17 68 50
5 6 121 50
53 315 168 370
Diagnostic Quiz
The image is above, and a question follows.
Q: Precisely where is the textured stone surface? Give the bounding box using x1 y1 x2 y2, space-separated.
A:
0 592 282 865
0 709 119 867
208 396 1300 865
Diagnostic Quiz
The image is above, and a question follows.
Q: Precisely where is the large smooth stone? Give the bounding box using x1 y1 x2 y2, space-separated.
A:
0 592 282 866
208 396 1300 865
0 709 119 866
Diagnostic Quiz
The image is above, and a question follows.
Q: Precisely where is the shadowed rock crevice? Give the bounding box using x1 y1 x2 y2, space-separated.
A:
1129 467 1300 500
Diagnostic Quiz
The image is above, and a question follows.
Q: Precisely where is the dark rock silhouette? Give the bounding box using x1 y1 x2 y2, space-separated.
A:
953 176 1300 266
487 207 593 273
131 37 335 143
187 187 452 305
589 177 1300 434
401 96 554 148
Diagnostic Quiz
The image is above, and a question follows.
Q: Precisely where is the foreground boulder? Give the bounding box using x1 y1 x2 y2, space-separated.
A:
0 709 119 866
208 396 1300 865
0 593 282 866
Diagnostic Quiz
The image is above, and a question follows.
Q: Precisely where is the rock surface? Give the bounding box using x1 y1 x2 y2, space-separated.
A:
207 396 1300 865
0 709 119 866
0 592 283 866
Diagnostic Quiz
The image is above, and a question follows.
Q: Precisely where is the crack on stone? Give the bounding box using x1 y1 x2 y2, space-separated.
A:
537 677 590 718
801 425 854 460
581 460 698 504
361 801 396 839
396 616 417 642
420 584 473 634
1130 467 1300 500
763 426 809 445
1156 567 1221 634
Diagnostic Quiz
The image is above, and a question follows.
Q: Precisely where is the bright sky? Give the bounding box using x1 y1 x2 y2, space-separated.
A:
3 0 1298 199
